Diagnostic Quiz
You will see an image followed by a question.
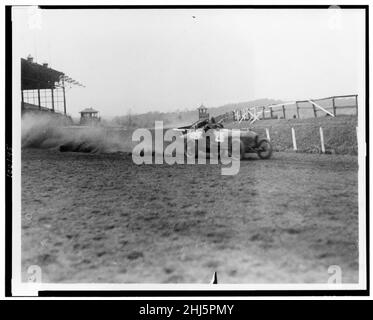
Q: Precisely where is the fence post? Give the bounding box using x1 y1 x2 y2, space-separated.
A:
312 102 317 118
270 107 273 119
332 97 336 116
262 106 265 119
282 105 286 119
296 102 300 119
319 127 325 153
355 95 358 116
266 128 271 141
291 127 297 151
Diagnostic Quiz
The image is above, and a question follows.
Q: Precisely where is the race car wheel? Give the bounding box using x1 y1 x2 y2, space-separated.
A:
228 139 244 161
257 139 273 159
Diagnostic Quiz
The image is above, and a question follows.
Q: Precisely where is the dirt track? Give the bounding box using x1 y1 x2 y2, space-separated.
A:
21 149 359 283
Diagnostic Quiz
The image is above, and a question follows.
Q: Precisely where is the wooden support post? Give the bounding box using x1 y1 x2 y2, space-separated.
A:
296 102 300 119
282 105 286 119
37 88 41 110
291 127 297 151
62 79 67 115
332 97 336 116
21 90 24 112
262 106 265 120
319 127 325 153
51 88 55 112
266 128 271 141
270 107 273 119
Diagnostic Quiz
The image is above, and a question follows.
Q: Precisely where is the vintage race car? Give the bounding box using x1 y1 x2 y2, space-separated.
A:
177 121 273 160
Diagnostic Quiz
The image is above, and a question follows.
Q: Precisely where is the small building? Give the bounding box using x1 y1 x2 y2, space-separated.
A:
197 104 209 120
80 107 101 125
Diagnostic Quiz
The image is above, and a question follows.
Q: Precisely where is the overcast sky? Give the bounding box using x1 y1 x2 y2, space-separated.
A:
13 7 365 118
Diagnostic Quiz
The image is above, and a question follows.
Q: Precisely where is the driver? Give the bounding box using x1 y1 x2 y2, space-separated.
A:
204 117 223 131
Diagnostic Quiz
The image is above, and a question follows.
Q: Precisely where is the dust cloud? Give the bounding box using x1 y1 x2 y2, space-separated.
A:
21 112 134 153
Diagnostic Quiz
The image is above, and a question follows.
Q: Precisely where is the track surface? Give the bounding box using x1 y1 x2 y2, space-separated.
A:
21 149 359 283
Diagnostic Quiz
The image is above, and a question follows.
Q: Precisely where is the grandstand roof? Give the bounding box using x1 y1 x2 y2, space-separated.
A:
21 57 64 90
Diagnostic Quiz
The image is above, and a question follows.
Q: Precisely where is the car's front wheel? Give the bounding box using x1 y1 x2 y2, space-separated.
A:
257 139 273 159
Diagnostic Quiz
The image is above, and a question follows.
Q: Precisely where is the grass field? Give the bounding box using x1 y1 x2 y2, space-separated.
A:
225 115 358 155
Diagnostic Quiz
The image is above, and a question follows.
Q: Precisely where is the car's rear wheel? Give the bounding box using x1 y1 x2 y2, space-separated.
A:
257 139 273 159
228 139 244 160
185 141 198 159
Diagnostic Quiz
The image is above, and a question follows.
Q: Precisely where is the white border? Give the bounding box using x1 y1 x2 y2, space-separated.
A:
6 3 369 298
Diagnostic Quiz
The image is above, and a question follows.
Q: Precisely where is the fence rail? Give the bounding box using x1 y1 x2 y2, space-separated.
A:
231 94 358 123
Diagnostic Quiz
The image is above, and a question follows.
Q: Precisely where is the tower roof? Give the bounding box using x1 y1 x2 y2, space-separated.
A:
197 104 207 110
80 107 99 114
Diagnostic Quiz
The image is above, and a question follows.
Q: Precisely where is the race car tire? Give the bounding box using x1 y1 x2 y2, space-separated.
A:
228 139 244 161
257 139 273 159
